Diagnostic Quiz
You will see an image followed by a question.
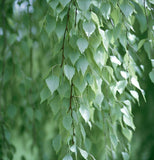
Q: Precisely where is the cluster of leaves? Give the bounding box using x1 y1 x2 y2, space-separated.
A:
40 0 153 159
0 0 153 160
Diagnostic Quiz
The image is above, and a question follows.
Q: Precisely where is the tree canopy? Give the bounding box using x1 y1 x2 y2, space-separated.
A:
0 0 153 160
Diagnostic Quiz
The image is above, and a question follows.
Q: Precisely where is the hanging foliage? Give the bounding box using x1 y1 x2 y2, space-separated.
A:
0 0 153 160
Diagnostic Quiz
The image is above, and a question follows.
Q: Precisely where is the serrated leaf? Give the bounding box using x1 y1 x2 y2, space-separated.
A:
46 75 59 94
78 148 88 159
83 21 96 38
40 87 51 103
63 115 72 131
79 105 90 122
64 65 75 82
53 135 61 153
101 2 111 19
77 38 88 53
78 0 90 11
120 1 134 17
76 56 89 76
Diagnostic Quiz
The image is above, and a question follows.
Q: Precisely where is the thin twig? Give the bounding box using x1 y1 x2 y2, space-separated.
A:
60 0 73 67
67 83 75 143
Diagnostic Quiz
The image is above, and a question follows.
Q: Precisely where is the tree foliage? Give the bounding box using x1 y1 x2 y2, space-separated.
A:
0 0 153 160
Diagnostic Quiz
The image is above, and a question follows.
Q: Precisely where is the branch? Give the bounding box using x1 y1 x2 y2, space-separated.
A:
60 0 73 67
67 83 75 143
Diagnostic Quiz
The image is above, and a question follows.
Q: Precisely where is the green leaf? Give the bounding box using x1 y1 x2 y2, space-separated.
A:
130 90 139 103
80 124 86 141
122 152 129 160
73 74 87 94
63 115 72 131
110 134 118 149
149 69 154 83
94 47 108 68
120 71 129 79
99 29 109 51
101 2 111 19
45 75 59 94
77 38 88 53
77 0 90 11
60 0 71 7
91 12 100 26
110 56 121 65
123 114 135 130
55 21 65 40
49 94 61 115
116 80 127 94
63 155 73 160
78 148 88 159
67 50 80 65
83 21 96 38
79 105 90 122
45 15 56 36
119 31 127 49
94 92 104 108
49 0 59 9
76 56 89 76
52 135 61 153
131 77 140 90
138 39 146 50
40 87 51 103
120 0 134 17
122 127 132 141
64 65 75 82
58 79 70 98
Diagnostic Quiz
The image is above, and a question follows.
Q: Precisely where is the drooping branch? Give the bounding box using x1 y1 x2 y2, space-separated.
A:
60 0 73 67
67 83 75 143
